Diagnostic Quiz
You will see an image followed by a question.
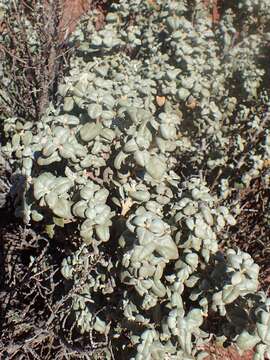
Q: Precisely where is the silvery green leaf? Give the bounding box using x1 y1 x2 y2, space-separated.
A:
186 217 195 231
227 253 241 269
247 264 260 279
174 230 181 244
106 12 118 23
175 211 184 223
145 157 166 180
225 214 237 226
103 35 113 48
133 279 147 296
91 35 102 47
166 16 180 31
160 124 176 140
171 292 183 309
80 187 93 201
178 88 190 101
178 198 190 209
168 309 177 329
53 126 70 140
53 177 73 195
134 150 149 167
197 352 209 360
114 150 128 170
132 212 148 225
126 107 138 123
254 344 267 360
52 198 73 219
95 65 109 77
33 173 55 200
151 279 166 297
88 89 99 103
72 200 87 218
43 143 57 157
212 291 223 306
22 131 33 146
31 210 43 222
80 219 93 236
80 155 93 168
257 323 270 344
191 236 202 251
186 308 203 328
38 152 61 166
129 190 150 202
102 94 115 109
12 133 20 148
45 191 58 209
131 243 156 262
72 82 87 97
58 83 69 97
118 98 131 108
136 227 154 245
85 207 96 220
156 235 178 260
202 248 210 262
136 132 151 149
62 114 80 126
200 205 214 226
22 145 32 158
145 201 162 214
216 215 225 228
185 275 199 288
124 138 139 153
73 141 87 158
94 189 109 203
190 288 203 302
231 272 243 286
73 82 87 98
23 157 32 170
61 264 73 280
237 331 260 351
191 188 202 200
185 253 198 268
102 110 115 121
95 205 111 224
87 103 103 119
149 219 166 234
166 68 181 81
183 203 197 216
139 264 155 278
156 136 167 153
100 128 115 141
222 285 239 304
63 97 74 112
91 141 103 154
94 317 107 334
95 224 110 242
258 310 270 326
80 122 103 142
194 219 207 239
59 143 76 159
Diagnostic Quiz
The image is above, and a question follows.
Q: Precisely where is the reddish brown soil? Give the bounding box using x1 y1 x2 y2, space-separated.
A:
204 344 254 360
59 0 92 38
202 0 221 24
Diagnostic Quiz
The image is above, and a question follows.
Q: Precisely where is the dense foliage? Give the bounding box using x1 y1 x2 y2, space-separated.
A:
0 0 270 359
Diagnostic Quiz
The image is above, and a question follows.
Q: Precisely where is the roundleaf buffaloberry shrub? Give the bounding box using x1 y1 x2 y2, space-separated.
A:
1 0 270 359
